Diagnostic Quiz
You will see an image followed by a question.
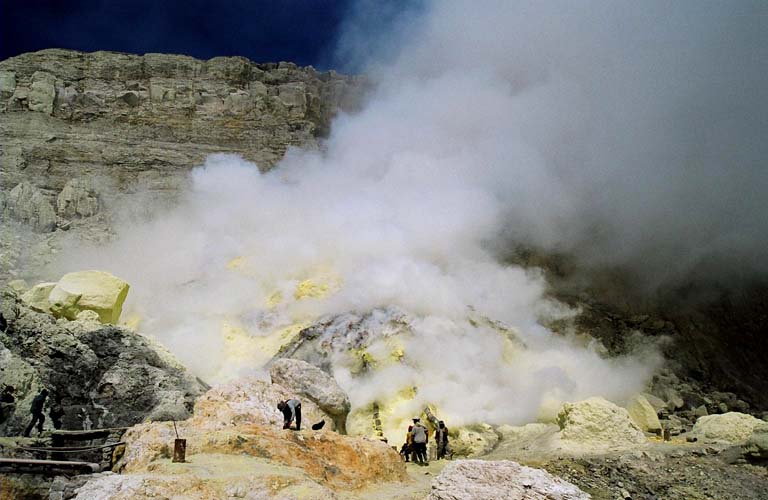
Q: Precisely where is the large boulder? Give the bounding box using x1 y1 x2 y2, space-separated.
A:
626 394 662 433
743 422 768 461
557 397 646 450
48 270 129 323
191 377 330 431
427 460 590 500
56 179 99 218
0 291 206 435
448 423 500 458
113 377 406 493
690 412 764 444
269 358 351 433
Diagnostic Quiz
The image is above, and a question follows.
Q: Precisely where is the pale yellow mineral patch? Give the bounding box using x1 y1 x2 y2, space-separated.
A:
225 255 247 271
626 394 662 433
294 279 330 300
7 279 29 294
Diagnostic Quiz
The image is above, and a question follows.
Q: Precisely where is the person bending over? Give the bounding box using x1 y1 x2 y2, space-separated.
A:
278 398 302 430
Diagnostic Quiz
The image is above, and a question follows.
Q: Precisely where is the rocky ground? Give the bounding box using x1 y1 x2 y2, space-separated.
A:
541 452 768 500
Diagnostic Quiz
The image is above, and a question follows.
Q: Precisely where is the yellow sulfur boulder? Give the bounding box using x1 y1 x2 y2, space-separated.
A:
48 270 130 324
626 394 662 433
20 282 57 313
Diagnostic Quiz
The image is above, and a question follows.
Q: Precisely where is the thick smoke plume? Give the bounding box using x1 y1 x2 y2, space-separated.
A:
52 0 768 427
336 0 768 291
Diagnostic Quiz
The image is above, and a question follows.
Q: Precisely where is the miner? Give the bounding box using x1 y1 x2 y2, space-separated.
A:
435 420 449 459
49 392 65 430
409 417 429 465
278 398 302 431
23 388 48 437
0 385 16 424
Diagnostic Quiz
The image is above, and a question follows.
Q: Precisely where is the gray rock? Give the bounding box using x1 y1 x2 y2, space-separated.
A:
5 182 57 232
427 459 590 500
743 423 768 460
0 70 16 98
28 71 56 114
0 290 206 435
694 405 709 418
56 179 99 218
269 358 351 434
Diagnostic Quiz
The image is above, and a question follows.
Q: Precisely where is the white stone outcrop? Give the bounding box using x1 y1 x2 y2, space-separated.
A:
269 358 351 433
56 179 99 218
428 460 590 500
6 182 57 232
48 270 129 323
690 412 764 444
28 71 56 114
743 422 768 460
557 397 646 449
0 70 15 98
191 376 330 431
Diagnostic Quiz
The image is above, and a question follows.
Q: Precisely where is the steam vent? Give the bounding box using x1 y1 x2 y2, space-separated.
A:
1 2 767 499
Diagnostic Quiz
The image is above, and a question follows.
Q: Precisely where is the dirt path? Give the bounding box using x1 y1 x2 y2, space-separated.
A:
338 459 451 500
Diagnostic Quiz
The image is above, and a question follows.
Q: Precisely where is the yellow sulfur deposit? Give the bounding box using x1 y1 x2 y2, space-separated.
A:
267 290 283 308
294 278 329 299
20 282 57 313
225 255 248 271
120 311 143 332
47 270 130 323
213 320 308 382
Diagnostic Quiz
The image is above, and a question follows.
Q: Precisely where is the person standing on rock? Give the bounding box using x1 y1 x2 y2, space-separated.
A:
23 388 48 437
49 392 65 430
409 417 429 465
435 420 449 459
278 398 302 431
0 385 16 424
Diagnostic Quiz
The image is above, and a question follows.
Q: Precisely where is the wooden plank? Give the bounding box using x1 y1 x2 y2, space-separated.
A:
17 441 125 453
51 427 129 439
0 457 100 473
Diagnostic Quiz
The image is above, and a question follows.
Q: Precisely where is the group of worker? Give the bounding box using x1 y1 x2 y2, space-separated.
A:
276 398 450 465
401 417 450 465
0 386 65 436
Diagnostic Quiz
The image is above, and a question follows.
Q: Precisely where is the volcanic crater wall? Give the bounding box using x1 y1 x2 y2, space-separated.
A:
0 49 366 279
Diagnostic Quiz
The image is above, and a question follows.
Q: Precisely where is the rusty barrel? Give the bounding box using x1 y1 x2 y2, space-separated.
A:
172 438 186 463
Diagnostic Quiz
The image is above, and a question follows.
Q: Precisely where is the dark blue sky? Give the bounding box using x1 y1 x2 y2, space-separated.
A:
0 0 366 70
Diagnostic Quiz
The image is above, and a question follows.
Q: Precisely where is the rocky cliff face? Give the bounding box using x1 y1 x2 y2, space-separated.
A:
0 49 366 281
0 289 207 434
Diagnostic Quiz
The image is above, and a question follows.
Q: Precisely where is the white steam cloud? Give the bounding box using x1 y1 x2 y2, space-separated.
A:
51 0 768 428
336 0 768 290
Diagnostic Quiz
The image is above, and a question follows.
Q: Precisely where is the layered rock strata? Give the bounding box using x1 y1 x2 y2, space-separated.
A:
0 49 366 282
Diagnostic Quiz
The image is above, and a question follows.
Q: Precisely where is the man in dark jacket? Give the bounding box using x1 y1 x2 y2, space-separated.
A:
49 392 65 430
23 389 48 437
278 398 302 430
0 385 16 424
435 420 449 459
